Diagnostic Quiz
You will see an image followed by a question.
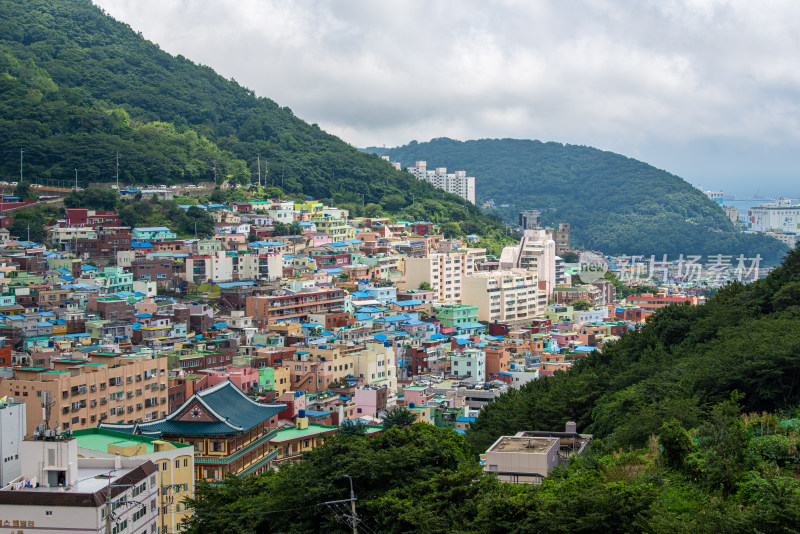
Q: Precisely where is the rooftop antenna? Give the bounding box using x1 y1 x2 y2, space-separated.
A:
42 390 55 429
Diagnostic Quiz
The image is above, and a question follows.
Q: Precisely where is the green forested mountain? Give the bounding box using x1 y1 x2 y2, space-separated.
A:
0 0 506 240
368 138 788 262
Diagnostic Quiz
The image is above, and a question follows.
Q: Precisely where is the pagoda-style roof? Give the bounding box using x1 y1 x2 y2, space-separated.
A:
99 380 284 437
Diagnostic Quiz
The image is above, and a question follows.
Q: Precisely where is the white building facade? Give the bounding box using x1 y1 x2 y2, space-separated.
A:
407 161 476 204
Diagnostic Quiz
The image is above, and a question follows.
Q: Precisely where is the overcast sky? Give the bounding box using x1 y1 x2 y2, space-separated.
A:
93 0 800 197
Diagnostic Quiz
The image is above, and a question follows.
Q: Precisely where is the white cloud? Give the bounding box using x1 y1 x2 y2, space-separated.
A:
92 0 800 195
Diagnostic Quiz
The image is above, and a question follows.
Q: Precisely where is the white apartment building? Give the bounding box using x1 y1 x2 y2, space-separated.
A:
407 161 476 204
451 349 486 382
0 436 159 534
185 251 282 283
405 251 476 302
353 342 397 392
748 199 800 235
462 269 540 322
499 228 557 297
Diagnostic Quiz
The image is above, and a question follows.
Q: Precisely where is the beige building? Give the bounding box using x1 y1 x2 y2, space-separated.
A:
353 342 397 391
0 352 169 433
462 269 541 322
404 251 476 302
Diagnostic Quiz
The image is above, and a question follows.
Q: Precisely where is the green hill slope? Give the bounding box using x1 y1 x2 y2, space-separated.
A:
368 137 788 262
466 247 800 453
0 0 504 238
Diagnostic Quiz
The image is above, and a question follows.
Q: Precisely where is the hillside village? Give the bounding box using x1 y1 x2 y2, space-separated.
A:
0 187 762 532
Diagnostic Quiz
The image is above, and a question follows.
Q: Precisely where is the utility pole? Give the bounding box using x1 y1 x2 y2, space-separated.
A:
257 155 261 187
27 225 30 243
116 152 119 190
213 159 217 184
343 475 358 534
19 149 23 183
75 169 78 190
281 163 284 189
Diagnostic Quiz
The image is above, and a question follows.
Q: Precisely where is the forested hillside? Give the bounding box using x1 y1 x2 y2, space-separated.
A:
368 138 788 262
466 247 800 453
0 0 507 241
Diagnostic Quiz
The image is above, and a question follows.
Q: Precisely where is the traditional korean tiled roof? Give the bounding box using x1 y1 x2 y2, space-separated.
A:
99 381 284 437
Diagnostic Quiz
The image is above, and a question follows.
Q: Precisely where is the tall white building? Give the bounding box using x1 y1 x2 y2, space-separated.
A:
748 199 800 235
0 400 25 486
405 251 477 302
499 228 557 298
462 269 541 323
407 161 476 204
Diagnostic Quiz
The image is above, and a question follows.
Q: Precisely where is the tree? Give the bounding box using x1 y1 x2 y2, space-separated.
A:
571 299 592 311
561 251 580 263
658 419 695 470
337 420 368 437
13 180 36 200
418 282 432 291
381 406 417 430
63 186 119 210
9 207 49 243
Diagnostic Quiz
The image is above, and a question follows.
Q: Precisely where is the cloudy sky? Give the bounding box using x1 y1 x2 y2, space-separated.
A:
93 0 800 197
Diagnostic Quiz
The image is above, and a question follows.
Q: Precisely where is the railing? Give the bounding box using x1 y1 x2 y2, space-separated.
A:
194 427 280 465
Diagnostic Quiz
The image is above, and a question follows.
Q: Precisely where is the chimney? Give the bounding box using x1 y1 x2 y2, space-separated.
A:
114 452 121 470
565 421 577 434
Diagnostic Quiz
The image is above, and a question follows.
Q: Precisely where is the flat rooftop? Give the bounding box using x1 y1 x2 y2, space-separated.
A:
490 436 557 454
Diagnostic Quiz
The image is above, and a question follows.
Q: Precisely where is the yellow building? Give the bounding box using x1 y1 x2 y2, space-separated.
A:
74 428 195 534
294 199 324 214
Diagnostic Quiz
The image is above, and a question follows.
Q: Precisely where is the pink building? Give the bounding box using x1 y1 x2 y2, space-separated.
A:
353 386 389 418
197 367 260 393
305 233 332 247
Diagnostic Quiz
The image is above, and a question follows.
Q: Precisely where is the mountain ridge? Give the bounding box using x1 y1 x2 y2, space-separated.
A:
367 137 788 262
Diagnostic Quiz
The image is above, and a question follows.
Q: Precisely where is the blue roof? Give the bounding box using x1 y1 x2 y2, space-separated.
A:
373 334 388 342
345 239 363 244
213 322 229 329
456 322 486 330
452 428 466 434
322 268 344 274
216 281 256 289
54 268 70 274
351 292 372 299
134 313 152 319
131 241 154 248
249 241 285 247
498 372 513 376
59 275 75 281
134 227 171 232
377 314 408 322
430 333 448 340
81 265 98 271
393 300 422 306
574 346 597 352
355 313 373 321
456 416 476 422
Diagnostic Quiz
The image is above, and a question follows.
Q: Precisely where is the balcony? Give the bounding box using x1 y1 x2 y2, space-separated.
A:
194 427 280 465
